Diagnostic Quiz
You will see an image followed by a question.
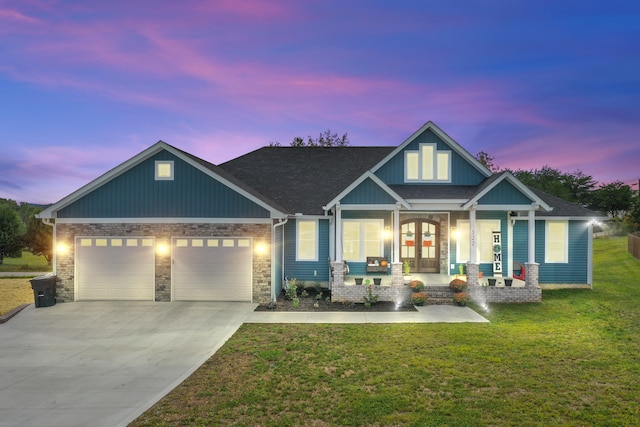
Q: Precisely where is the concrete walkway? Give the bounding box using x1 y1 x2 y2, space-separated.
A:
0 302 487 427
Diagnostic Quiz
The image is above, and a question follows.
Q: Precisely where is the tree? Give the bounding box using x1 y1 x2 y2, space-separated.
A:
0 205 25 264
475 151 499 173
511 166 596 206
24 212 53 265
590 181 634 218
269 129 350 147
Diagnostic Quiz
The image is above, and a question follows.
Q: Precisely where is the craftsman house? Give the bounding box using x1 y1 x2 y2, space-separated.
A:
38 121 603 304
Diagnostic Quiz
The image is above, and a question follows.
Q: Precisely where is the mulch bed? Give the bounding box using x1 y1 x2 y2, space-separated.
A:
254 288 417 312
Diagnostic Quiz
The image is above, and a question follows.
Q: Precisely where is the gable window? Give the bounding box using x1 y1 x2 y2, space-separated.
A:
546 221 568 263
456 219 500 263
155 161 174 180
405 143 450 182
343 219 383 261
297 220 318 261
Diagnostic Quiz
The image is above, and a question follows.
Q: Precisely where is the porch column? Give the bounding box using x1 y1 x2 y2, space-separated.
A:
526 204 539 288
335 203 342 262
467 205 479 287
393 203 400 264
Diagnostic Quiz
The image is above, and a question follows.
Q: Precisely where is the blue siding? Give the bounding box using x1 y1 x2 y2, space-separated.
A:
283 219 330 286
342 211 393 276
58 150 270 218
374 128 487 186
513 220 589 283
341 178 396 204
478 180 534 205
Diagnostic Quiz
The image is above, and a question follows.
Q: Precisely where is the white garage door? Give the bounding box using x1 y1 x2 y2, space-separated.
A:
172 237 252 301
76 237 155 300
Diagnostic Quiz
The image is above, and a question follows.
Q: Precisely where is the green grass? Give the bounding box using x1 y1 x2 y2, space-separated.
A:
129 236 638 425
0 251 51 272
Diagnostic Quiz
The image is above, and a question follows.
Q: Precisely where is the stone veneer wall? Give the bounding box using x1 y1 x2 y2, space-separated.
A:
331 283 412 304
55 223 272 303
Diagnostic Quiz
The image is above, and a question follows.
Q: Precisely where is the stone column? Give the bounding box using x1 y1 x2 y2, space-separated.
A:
332 261 345 287
391 262 403 286
525 263 539 288
466 262 480 287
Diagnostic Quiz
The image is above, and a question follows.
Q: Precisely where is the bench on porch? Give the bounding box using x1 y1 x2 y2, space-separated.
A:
366 256 389 273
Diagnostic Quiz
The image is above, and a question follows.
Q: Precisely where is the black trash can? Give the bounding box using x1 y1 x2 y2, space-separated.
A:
30 273 57 307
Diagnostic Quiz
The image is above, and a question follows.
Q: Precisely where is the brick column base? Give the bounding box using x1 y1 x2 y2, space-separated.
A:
391 262 403 286
331 262 345 288
466 262 480 287
525 263 539 288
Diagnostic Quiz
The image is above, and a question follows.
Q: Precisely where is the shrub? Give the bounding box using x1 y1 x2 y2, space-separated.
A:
411 292 428 306
449 278 468 293
409 280 425 292
363 285 379 308
453 292 470 306
284 278 298 300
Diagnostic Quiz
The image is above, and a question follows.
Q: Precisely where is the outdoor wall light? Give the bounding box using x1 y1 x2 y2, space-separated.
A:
56 242 69 255
156 242 170 256
255 242 269 255
383 226 392 240
451 226 458 240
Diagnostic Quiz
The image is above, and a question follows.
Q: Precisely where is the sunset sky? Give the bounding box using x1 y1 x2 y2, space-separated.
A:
1 0 639 205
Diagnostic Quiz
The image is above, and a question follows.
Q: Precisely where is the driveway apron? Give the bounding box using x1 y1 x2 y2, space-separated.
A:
0 301 255 427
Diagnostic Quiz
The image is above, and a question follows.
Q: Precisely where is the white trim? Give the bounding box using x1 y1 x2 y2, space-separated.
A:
403 143 452 183
337 204 402 211
370 121 492 178
55 217 274 224
456 218 501 263
545 220 569 263
296 219 319 262
512 216 608 221
155 160 174 180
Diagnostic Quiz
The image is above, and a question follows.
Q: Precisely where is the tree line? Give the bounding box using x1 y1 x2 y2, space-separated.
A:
0 199 52 265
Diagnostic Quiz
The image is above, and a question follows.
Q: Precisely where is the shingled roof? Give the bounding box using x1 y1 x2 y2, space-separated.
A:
219 146 395 215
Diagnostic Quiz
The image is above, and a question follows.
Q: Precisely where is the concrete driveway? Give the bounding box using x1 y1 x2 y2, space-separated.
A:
0 301 255 427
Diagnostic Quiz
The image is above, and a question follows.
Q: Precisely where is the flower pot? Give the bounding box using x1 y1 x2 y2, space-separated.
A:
504 279 513 287
355 278 363 285
488 278 496 286
373 278 382 286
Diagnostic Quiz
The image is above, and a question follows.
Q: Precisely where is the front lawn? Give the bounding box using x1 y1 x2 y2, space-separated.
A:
0 251 51 272
0 278 33 315
131 237 640 426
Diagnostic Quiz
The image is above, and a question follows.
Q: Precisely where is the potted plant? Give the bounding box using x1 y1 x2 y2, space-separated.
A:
403 260 412 283
411 292 428 306
355 277 363 285
453 292 470 306
449 278 467 293
406 231 414 246
409 279 424 292
488 278 496 286
373 277 382 286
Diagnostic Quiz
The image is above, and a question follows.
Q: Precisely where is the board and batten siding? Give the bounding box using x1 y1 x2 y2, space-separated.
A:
374 128 487 186
57 150 270 219
340 178 397 205
513 220 589 284
477 180 534 205
282 219 330 284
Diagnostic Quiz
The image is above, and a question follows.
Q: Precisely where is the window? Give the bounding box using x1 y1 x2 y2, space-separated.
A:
546 221 568 263
297 220 318 261
155 161 174 180
405 143 450 182
343 219 383 261
456 219 501 263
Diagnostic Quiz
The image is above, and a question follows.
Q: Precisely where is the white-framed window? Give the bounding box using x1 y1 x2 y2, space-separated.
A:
296 220 318 261
404 143 450 182
456 219 501 263
546 220 568 263
155 161 174 180
343 219 384 261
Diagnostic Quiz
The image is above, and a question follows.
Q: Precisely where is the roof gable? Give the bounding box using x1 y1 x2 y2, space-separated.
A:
39 142 285 219
372 121 492 186
463 171 552 211
324 172 410 209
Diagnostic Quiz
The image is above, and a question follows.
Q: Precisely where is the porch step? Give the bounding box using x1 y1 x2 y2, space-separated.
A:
422 286 455 305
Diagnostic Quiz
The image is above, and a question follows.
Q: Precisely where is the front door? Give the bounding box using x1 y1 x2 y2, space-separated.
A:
400 219 439 273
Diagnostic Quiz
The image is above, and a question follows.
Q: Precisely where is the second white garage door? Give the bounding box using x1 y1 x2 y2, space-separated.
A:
172 237 252 301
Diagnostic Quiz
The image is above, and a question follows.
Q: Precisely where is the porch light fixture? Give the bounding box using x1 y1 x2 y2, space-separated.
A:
56 242 69 255
451 226 458 240
255 242 269 255
156 242 170 256
383 226 392 240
